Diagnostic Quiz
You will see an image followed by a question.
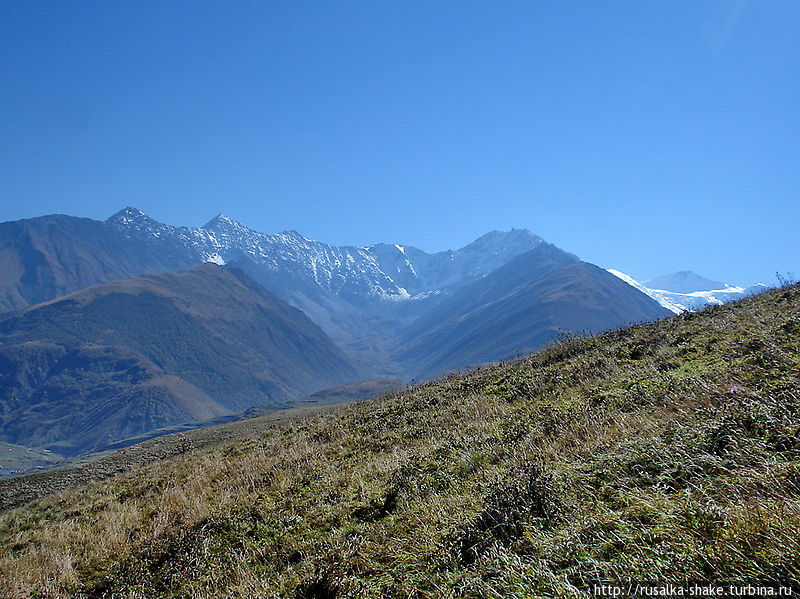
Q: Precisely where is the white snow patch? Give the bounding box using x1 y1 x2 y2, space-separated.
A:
380 287 412 302
607 269 685 314
204 253 226 266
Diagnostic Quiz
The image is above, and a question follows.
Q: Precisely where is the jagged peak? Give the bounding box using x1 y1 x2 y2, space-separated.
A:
202 213 248 231
368 229 543 255
106 207 151 225
478 227 539 240
460 228 544 252
278 230 308 241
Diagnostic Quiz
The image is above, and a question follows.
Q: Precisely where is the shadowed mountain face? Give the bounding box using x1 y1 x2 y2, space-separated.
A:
0 342 227 455
396 244 672 379
0 264 357 454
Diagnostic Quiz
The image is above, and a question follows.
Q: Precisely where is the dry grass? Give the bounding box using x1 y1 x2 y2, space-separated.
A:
1 285 799 598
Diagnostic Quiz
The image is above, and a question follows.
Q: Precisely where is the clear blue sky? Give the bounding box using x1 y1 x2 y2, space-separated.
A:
1 1 798 285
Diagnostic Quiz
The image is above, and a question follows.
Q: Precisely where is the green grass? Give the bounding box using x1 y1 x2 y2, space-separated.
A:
1 285 799 598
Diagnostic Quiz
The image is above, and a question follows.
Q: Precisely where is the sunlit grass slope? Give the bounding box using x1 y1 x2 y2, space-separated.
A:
1 284 799 598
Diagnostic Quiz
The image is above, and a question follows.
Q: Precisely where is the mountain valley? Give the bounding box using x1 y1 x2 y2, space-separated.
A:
0 208 764 470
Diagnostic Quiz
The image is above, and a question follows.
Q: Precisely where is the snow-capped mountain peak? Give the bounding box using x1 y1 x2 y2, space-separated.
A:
106 207 174 239
105 210 760 316
463 228 543 254
202 213 250 232
609 269 766 313
643 271 729 294
106 207 152 226
279 230 307 240
107 209 556 303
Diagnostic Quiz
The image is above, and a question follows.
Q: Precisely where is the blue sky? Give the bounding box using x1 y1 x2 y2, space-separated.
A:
1 1 798 285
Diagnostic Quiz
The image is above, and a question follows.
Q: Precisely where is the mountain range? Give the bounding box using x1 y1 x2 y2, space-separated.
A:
0 209 672 371
3 207 759 460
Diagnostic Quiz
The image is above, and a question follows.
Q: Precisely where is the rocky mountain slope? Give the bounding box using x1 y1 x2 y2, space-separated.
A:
106 210 555 370
0 210 550 373
0 264 357 454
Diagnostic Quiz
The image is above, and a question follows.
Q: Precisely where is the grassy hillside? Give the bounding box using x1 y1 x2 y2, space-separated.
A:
0 284 798 598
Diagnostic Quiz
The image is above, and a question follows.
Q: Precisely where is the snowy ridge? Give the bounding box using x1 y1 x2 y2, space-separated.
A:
107 209 544 301
607 269 684 314
108 208 759 315
367 228 545 293
648 284 767 312
608 268 766 312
